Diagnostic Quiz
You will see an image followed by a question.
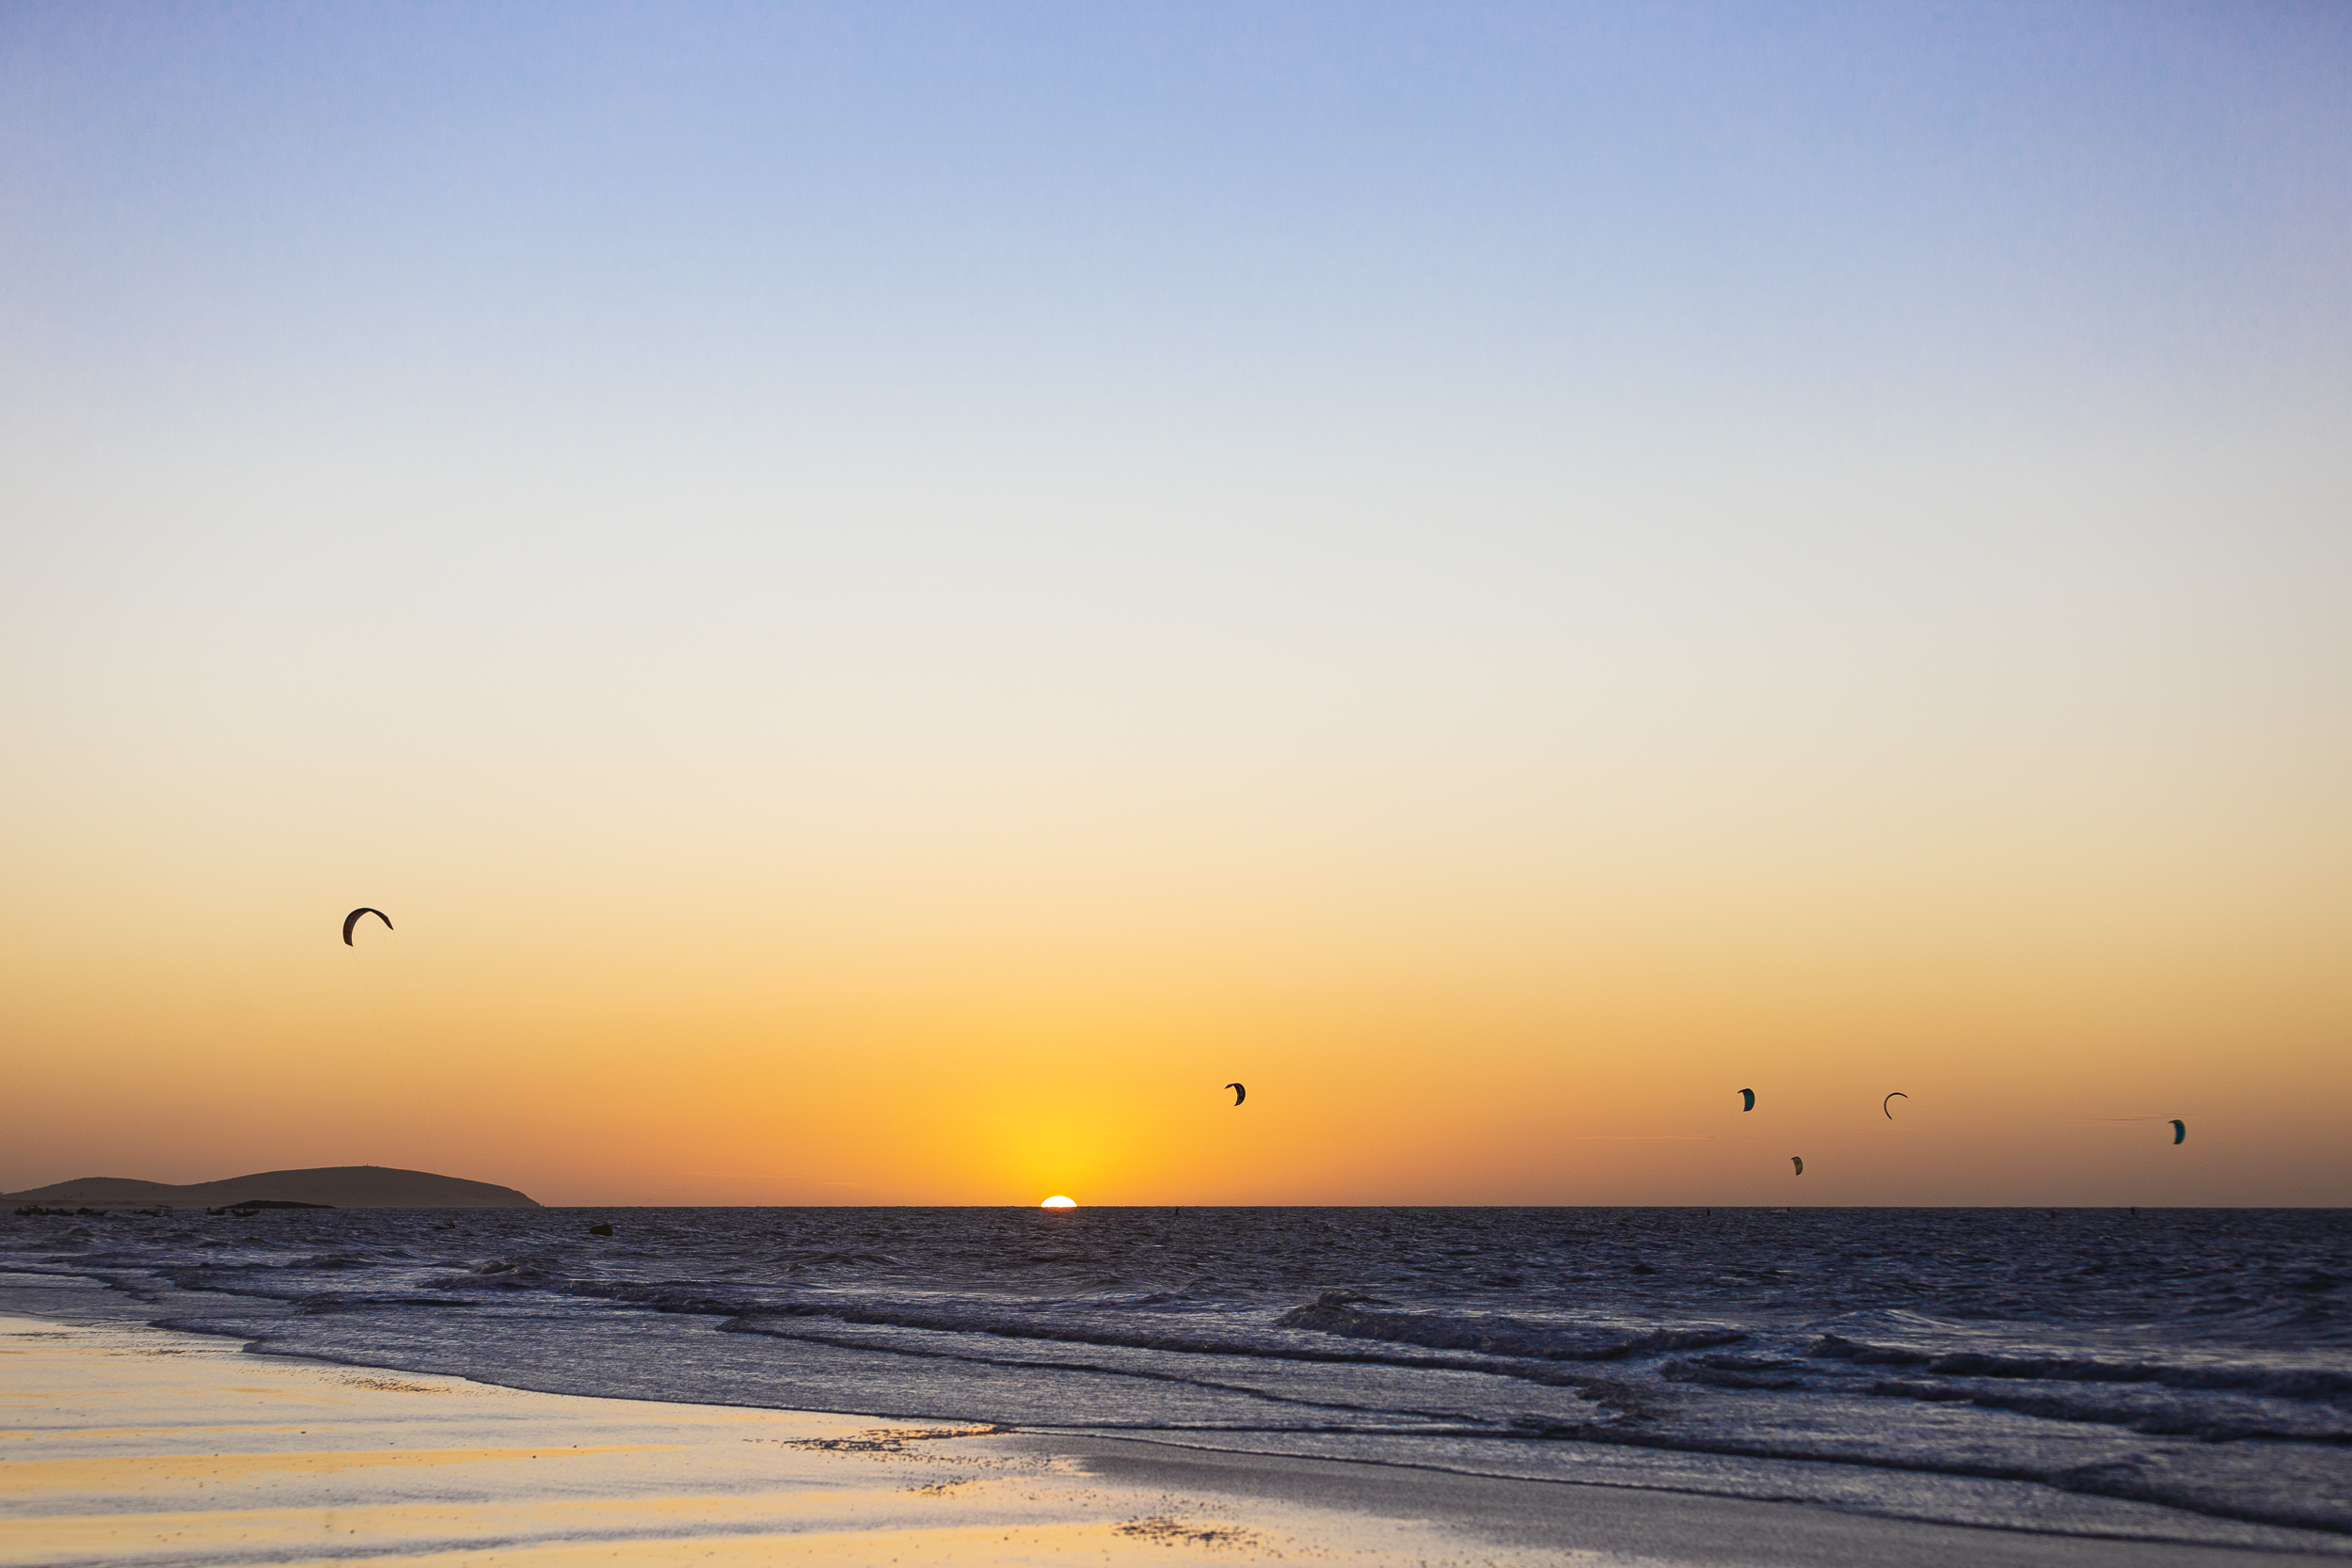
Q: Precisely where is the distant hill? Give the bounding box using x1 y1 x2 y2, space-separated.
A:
3 1165 539 1209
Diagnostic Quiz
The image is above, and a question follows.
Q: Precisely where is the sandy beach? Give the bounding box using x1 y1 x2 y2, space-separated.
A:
4 1311 2339 1568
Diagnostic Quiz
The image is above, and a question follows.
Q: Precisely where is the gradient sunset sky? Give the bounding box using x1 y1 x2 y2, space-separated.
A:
4 3 2345 1206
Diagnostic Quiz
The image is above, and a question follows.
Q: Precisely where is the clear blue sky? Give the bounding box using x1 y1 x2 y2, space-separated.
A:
9 3 2345 481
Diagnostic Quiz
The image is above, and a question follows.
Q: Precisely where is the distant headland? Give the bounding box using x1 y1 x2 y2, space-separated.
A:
2 1165 538 1209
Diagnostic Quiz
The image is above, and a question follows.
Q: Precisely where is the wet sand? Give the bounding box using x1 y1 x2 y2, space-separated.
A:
2 1313 2335 1566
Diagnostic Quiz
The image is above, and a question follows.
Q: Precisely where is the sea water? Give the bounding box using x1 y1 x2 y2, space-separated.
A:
5 1205 2346 1551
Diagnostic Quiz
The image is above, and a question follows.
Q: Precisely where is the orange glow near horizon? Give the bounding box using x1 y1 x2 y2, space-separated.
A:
1 803 2344 1207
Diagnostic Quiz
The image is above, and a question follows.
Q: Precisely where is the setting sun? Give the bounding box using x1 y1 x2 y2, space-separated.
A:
1039 1196 1077 1209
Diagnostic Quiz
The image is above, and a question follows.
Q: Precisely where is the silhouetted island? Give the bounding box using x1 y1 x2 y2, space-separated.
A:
0 1164 538 1209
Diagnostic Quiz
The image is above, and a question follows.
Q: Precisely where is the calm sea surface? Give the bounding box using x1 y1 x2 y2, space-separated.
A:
6 1205 2347 1551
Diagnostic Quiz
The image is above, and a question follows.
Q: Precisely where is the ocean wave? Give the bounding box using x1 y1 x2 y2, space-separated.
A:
1812 1334 2352 1401
1868 1376 2352 1441
717 1301 1649 1402
1659 1354 1806 1390
1276 1291 1745 1361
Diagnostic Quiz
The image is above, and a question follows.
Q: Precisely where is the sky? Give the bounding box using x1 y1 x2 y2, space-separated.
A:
3 2 2346 1207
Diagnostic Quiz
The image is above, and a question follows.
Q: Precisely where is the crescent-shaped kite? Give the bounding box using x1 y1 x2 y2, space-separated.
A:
1883 1092 1908 1119
1790 1156 1804 1175
2170 1119 2185 1145
342 908 393 945
1226 1083 1246 1106
1739 1088 1756 1112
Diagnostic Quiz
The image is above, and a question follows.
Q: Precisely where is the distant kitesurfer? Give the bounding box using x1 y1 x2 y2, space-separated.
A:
342 908 392 945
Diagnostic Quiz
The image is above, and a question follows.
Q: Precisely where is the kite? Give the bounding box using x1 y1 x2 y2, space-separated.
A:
342 908 392 945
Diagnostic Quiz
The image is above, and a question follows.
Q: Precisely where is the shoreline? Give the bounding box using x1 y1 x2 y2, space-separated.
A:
1001 1433 2348 1566
4 1308 2345 1567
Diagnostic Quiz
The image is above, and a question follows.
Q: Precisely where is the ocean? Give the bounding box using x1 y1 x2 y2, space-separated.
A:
6 1204 2347 1552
